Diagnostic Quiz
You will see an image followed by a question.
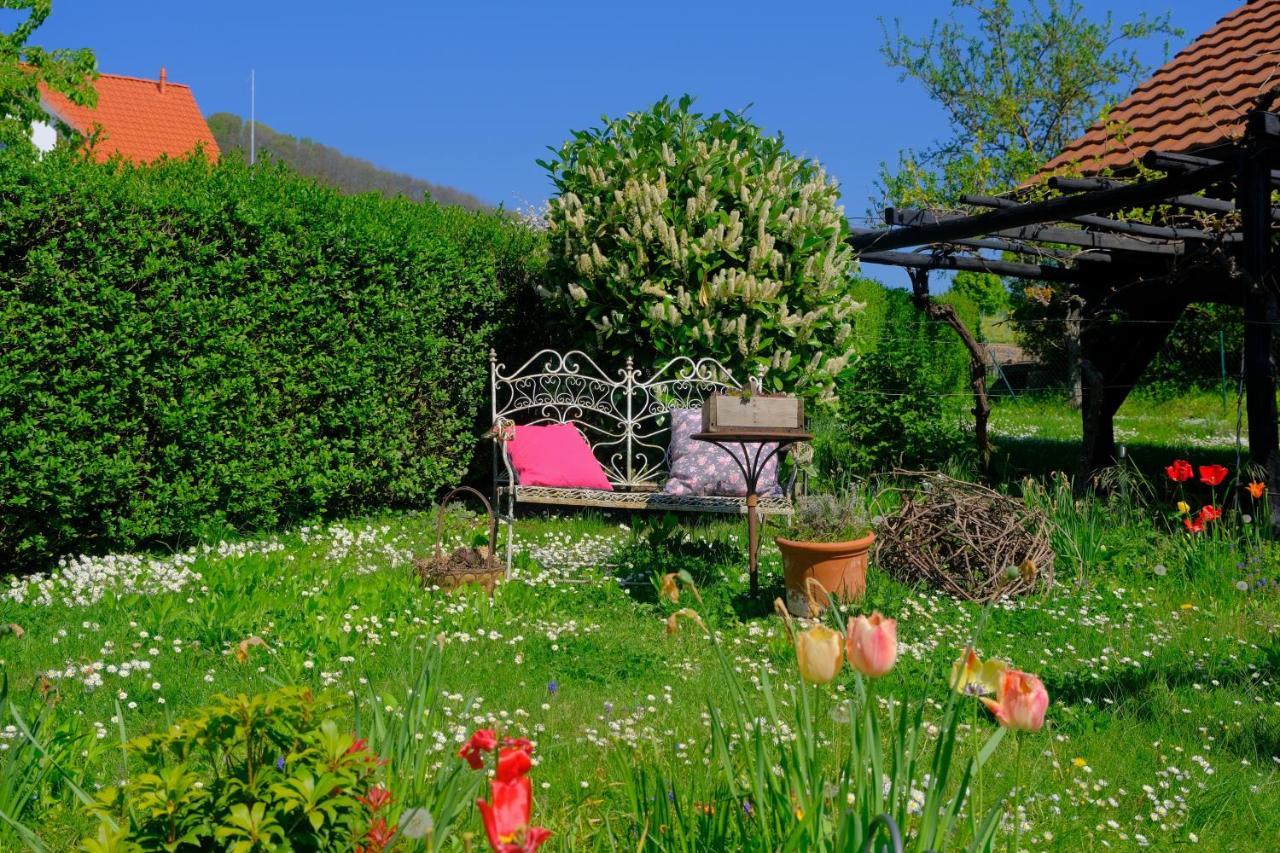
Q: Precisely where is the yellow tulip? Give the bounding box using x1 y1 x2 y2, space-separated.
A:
795 626 843 684
949 648 1007 697
1176 500 1190 514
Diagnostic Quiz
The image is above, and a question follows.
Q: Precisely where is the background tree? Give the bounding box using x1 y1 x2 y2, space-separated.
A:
878 0 1179 208
877 0 1179 411
0 0 96 150
539 96 861 403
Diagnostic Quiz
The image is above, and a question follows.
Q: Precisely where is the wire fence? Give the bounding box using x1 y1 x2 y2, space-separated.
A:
854 313 1251 402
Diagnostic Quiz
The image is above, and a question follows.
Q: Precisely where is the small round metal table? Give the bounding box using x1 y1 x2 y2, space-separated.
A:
691 430 813 595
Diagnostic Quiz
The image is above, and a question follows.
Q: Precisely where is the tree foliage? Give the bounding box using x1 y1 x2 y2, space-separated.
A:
539 96 861 403
877 0 1179 208
0 0 96 149
0 149 544 569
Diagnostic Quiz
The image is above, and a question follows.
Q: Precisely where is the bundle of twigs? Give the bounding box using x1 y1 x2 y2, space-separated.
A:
874 471 1054 602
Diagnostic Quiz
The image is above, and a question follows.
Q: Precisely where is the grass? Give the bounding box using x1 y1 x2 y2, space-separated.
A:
1 468 1278 850
988 390 1245 481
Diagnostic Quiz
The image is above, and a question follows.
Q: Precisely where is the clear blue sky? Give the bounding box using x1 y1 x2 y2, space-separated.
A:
39 0 1223 216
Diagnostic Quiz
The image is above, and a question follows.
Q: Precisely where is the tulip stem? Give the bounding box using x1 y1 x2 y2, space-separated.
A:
1009 732 1023 853
972 701 981 839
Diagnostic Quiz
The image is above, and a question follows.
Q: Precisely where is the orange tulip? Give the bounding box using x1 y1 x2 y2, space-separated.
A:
981 669 1049 732
795 626 844 684
846 613 898 677
1248 481 1266 499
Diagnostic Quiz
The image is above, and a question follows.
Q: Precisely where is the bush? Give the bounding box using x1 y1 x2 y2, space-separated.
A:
0 149 545 569
815 289 969 479
539 96 861 403
81 688 396 851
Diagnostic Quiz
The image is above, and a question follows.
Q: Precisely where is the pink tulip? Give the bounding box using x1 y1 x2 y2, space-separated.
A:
981 669 1049 732
845 613 897 677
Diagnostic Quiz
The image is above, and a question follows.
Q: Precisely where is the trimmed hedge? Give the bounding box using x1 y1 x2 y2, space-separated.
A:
0 150 545 568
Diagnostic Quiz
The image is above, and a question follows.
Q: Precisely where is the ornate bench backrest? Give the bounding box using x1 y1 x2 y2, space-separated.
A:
490 349 754 489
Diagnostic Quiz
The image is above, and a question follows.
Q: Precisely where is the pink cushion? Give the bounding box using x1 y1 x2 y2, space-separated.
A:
507 423 613 491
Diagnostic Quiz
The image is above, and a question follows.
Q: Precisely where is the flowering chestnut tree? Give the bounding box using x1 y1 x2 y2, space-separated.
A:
539 96 862 403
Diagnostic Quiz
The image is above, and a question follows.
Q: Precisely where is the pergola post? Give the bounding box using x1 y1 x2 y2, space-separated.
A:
1239 111 1280 530
1080 307 1183 478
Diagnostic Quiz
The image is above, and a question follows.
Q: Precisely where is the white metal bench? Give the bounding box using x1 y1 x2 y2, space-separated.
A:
490 349 798 565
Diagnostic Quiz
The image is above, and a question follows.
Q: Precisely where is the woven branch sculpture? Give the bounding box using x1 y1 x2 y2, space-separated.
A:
874 471 1055 602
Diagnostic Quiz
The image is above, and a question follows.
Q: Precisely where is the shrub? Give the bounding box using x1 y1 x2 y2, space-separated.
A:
539 96 862 402
81 688 396 851
814 289 969 479
0 149 545 568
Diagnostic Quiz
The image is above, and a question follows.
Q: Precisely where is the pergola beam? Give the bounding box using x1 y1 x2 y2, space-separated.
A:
858 249 1085 282
848 227 1110 264
1143 149 1280 185
960 193 1240 243
1051 175 1280 219
847 160 1235 254
884 209 1184 255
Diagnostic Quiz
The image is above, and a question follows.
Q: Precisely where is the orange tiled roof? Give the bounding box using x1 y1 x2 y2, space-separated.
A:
39 70 219 164
1040 0 1280 176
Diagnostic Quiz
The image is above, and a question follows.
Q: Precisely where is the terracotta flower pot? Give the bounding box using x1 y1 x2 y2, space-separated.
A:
775 532 876 618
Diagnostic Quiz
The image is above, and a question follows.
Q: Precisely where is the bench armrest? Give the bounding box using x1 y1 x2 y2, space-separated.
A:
490 418 518 488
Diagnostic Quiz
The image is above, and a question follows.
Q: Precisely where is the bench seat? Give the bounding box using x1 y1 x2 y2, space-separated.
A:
500 485 794 515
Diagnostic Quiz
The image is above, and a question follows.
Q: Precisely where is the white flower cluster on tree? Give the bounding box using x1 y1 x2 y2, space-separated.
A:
540 97 862 403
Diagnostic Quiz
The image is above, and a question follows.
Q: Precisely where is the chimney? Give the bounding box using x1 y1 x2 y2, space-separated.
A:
158 67 167 94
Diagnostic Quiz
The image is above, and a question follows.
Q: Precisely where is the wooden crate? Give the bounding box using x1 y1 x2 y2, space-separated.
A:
701 394 804 434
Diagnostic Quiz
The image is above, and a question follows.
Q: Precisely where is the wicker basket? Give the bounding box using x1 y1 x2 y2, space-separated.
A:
413 486 506 593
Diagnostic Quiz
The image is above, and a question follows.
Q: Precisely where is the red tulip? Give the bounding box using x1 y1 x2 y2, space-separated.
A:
1165 459 1193 482
981 669 1049 732
497 743 533 781
460 728 499 770
478 775 550 852
1183 517 1205 534
1198 464 1228 487
1197 505 1221 523
469 732 551 852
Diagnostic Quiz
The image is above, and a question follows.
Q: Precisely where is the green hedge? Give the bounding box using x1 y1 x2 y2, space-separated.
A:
0 150 545 568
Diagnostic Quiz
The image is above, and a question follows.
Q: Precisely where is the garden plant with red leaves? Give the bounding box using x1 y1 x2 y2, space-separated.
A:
459 729 551 852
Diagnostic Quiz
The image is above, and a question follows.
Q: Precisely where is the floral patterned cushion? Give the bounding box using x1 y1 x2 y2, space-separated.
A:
661 408 782 497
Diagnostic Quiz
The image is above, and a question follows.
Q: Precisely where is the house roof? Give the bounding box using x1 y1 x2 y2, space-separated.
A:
39 69 220 164
1040 0 1280 176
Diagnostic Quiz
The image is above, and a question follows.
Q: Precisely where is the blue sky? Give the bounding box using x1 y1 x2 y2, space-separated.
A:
39 0 1223 216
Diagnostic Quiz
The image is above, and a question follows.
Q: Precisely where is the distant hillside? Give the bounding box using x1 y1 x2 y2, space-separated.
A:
208 113 489 211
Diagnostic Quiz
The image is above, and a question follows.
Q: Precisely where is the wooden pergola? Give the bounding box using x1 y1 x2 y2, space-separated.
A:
847 105 1280 523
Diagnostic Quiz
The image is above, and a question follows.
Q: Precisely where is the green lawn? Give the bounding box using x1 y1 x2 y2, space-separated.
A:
3 474 1279 849
989 391 1245 479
